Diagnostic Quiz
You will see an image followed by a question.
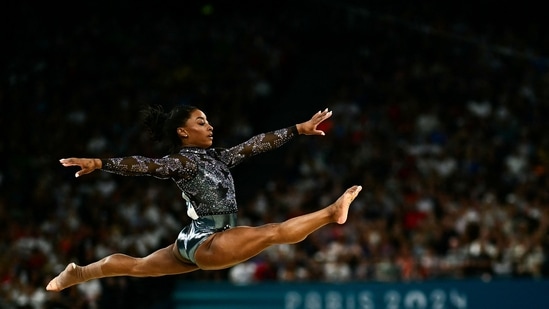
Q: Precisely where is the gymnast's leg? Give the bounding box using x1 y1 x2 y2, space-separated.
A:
46 243 199 292
195 185 362 270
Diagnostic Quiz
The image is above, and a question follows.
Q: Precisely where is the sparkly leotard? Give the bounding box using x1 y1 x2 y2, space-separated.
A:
100 126 298 264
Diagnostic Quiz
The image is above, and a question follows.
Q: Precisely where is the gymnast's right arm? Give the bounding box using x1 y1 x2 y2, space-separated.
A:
59 155 196 180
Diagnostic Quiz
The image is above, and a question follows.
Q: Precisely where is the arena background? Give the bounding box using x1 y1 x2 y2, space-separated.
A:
2 1 549 308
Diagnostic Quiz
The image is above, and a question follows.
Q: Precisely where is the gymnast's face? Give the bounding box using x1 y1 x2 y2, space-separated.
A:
178 109 214 148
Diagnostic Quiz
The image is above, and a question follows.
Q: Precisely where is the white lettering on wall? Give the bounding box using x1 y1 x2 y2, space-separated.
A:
285 289 468 309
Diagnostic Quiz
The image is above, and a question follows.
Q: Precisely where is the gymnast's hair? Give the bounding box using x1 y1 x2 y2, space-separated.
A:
140 104 198 153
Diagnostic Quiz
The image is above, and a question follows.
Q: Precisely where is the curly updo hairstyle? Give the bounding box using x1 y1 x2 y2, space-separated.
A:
140 104 198 153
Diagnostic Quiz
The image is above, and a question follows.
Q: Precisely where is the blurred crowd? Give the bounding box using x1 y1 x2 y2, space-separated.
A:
2 1 549 308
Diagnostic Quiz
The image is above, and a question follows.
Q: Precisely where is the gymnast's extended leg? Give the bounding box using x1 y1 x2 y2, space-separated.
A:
46 243 199 292
195 185 362 270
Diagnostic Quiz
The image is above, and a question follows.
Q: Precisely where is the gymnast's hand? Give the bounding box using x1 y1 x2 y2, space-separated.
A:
297 108 333 136
59 158 102 177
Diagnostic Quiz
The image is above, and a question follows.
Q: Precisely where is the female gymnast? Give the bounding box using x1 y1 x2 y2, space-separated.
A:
46 105 362 291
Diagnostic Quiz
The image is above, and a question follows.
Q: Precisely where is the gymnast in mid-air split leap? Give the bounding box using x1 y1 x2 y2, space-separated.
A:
46 104 362 291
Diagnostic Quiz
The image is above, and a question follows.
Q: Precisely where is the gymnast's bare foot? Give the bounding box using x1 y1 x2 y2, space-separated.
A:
332 185 362 224
46 262 80 292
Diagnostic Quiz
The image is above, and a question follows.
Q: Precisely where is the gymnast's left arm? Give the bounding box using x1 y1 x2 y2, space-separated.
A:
220 108 333 167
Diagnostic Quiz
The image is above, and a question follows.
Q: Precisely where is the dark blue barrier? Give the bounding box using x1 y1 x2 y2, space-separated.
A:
172 279 549 309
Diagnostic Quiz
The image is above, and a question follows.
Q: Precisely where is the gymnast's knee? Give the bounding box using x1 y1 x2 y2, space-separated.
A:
259 223 301 244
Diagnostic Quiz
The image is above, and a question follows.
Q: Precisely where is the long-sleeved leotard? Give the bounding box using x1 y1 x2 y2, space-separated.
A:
100 126 298 217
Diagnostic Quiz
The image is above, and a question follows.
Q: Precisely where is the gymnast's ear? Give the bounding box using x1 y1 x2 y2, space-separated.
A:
177 127 188 138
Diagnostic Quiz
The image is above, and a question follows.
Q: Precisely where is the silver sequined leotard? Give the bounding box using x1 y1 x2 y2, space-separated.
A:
100 126 298 264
